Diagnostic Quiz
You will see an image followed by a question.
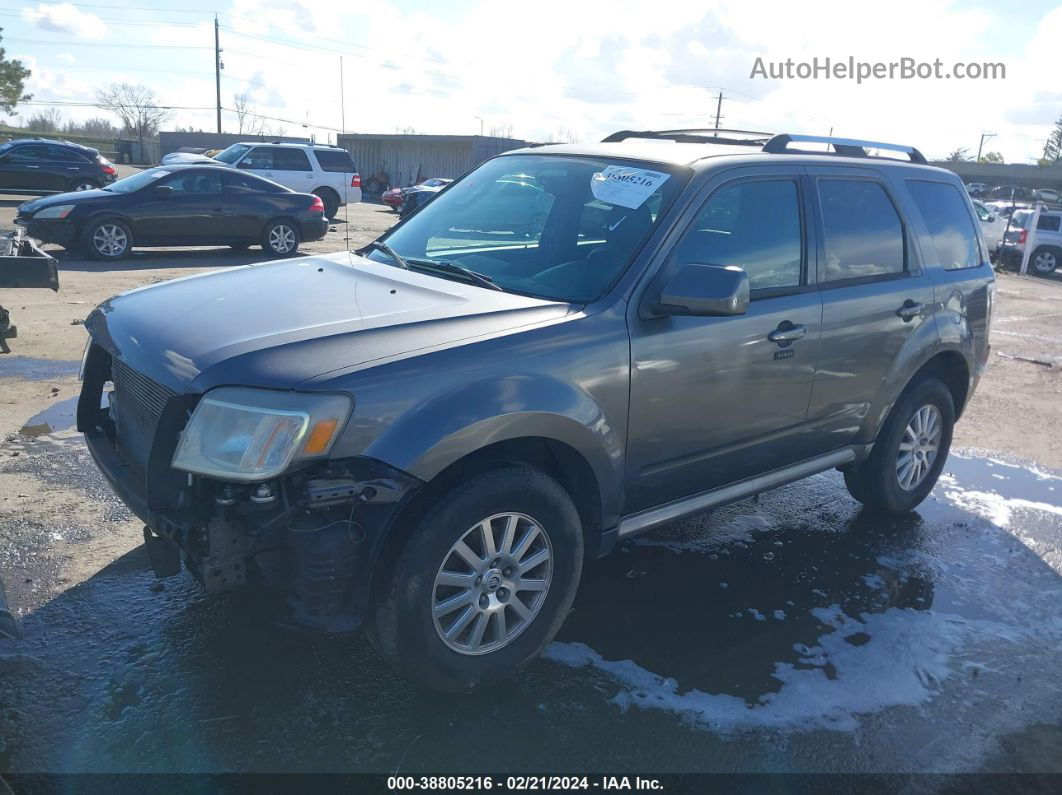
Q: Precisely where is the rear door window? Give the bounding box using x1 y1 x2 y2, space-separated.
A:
818 179 905 282
6 145 48 163
1038 215 1061 232
314 149 356 173
224 171 282 193
906 180 981 270
162 170 222 195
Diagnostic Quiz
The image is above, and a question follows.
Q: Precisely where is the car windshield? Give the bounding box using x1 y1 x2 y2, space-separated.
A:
214 144 251 164
105 168 172 193
368 154 685 302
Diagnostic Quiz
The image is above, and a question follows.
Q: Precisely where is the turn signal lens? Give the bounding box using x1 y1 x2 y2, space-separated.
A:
302 418 339 454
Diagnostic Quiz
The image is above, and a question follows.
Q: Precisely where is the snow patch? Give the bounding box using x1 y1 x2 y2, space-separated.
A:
544 605 974 733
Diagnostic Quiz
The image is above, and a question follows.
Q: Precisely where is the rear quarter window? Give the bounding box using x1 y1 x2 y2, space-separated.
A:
906 180 981 270
313 149 356 173
1038 215 1061 232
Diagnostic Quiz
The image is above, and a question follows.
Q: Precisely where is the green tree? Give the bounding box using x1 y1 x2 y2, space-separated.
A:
0 29 31 113
979 151 1004 163
946 147 971 162
1042 114 1062 164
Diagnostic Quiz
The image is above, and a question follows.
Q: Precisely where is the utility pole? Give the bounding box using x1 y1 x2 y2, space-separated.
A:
214 15 222 134
474 116 483 136
713 92 723 131
339 56 346 134
976 131 996 162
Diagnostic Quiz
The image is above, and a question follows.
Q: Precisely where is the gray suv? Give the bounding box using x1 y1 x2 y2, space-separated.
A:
77 130 994 690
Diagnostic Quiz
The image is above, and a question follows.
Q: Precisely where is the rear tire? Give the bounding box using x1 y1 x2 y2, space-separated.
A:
68 178 98 192
843 377 954 514
81 218 132 260
370 465 583 692
314 189 339 220
1031 246 1059 276
261 219 300 256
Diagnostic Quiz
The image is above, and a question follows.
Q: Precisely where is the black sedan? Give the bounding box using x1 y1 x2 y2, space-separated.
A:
15 165 328 260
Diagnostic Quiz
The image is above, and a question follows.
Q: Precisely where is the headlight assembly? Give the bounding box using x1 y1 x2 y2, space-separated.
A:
34 204 75 219
172 387 352 481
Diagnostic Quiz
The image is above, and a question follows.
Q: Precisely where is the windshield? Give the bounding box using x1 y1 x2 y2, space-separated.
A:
214 144 251 164
105 168 173 193
369 154 685 302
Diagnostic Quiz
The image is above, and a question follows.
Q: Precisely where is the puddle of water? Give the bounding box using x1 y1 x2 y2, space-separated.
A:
0 356 79 381
18 395 79 437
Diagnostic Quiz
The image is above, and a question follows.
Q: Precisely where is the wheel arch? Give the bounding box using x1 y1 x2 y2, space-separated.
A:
863 345 971 444
366 434 606 614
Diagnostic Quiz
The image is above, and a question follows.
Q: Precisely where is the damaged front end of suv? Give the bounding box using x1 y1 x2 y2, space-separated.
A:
77 330 420 631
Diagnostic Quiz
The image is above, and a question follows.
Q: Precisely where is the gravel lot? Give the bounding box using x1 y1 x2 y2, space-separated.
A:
2 180 1062 777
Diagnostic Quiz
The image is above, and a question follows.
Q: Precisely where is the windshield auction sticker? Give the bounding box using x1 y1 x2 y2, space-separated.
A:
590 166 670 209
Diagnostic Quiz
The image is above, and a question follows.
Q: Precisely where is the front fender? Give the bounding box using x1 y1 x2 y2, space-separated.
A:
361 374 623 526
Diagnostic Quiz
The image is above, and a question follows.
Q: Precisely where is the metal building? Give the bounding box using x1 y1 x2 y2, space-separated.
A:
336 133 530 193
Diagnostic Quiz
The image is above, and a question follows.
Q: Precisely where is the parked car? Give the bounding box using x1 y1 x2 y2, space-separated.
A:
77 130 992 691
972 199 1006 255
398 178 453 217
382 185 403 211
965 182 988 197
991 184 1030 200
0 138 117 195
1033 188 1061 204
997 209 1062 274
16 165 327 259
159 142 360 219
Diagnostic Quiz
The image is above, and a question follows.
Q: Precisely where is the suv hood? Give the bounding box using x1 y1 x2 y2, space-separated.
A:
85 252 571 393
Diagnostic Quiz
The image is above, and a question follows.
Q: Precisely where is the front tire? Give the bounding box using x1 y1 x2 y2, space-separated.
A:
261 219 300 256
371 465 583 692
843 377 954 514
82 218 132 260
68 178 98 192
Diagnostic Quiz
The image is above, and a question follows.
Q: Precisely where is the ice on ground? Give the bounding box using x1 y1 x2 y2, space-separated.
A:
635 513 775 555
545 605 983 733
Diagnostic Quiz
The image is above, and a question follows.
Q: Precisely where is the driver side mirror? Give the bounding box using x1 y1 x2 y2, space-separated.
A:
986 214 996 223
152 185 174 199
652 263 750 317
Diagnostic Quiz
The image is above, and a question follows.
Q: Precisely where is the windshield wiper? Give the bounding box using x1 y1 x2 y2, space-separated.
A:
365 240 409 269
406 257 502 291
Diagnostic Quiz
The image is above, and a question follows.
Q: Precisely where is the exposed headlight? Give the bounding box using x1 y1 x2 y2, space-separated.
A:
172 387 352 481
34 204 75 220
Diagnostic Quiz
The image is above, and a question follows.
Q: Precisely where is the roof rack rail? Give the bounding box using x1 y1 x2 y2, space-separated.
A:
763 134 927 164
602 128 774 146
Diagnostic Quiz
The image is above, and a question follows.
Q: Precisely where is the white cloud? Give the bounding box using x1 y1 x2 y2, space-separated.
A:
56 53 76 64
26 0 1053 162
21 2 108 40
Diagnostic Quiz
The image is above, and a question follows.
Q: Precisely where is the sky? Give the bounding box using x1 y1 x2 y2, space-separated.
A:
3 0 1061 162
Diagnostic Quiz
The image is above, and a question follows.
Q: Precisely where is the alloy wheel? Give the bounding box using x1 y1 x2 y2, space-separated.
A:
432 512 553 655
1033 251 1057 275
93 224 128 257
268 224 296 254
896 404 942 491
73 181 95 191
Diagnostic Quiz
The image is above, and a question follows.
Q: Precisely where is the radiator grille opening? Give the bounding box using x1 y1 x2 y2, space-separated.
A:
110 358 175 470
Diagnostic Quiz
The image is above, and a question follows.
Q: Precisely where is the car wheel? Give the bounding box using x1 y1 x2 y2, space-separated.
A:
371 465 583 692
1031 246 1059 276
314 189 339 220
843 377 954 514
262 219 300 256
68 178 98 192
81 218 132 260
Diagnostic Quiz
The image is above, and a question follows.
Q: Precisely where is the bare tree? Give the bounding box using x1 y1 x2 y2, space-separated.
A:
945 147 971 162
66 116 119 138
26 107 63 132
95 82 170 150
488 122 514 139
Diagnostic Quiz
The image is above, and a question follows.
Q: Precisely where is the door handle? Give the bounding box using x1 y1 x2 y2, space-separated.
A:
767 322 807 344
26 165 40 169
896 301 924 322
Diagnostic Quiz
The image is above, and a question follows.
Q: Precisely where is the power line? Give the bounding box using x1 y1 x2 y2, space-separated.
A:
3 36 210 49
